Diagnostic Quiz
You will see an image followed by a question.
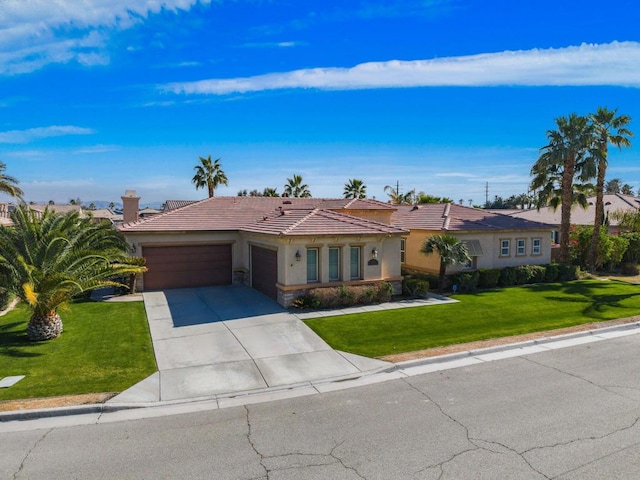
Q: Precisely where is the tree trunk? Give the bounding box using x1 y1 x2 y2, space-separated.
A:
27 311 63 341
559 152 576 264
588 160 607 272
438 261 447 290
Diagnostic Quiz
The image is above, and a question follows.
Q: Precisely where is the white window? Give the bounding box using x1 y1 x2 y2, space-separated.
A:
400 238 406 264
350 246 361 280
328 247 341 281
500 239 510 257
516 238 526 256
532 238 542 255
306 248 318 283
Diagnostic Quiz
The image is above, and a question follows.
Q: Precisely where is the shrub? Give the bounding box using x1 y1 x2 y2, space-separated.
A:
557 264 579 282
608 235 630 271
450 271 479 292
621 233 640 264
295 281 395 310
544 264 559 283
375 281 394 303
498 266 516 287
291 294 321 309
403 278 430 298
620 263 640 275
478 269 500 289
514 265 546 285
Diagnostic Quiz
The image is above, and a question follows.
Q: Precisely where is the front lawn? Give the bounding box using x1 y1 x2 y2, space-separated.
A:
0 300 157 401
304 280 640 358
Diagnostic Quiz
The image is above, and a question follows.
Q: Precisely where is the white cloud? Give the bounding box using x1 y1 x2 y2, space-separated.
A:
164 41 640 95
0 125 95 143
0 0 209 75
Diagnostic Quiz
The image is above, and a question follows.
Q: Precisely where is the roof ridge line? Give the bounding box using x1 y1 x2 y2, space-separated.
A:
281 208 318 234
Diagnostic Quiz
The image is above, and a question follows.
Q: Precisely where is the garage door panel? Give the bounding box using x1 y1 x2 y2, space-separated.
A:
143 244 232 290
251 246 278 300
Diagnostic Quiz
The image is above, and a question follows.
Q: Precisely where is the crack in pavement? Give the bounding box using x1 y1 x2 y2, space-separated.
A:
243 406 368 479
13 428 52 480
403 378 550 479
522 356 638 401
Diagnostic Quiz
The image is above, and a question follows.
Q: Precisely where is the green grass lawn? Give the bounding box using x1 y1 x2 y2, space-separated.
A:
0 300 157 401
304 280 640 358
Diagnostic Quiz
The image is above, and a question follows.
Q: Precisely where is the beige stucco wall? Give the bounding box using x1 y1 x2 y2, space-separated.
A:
124 230 403 291
403 229 553 274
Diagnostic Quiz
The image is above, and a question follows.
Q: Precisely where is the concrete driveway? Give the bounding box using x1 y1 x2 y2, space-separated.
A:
115 285 391 402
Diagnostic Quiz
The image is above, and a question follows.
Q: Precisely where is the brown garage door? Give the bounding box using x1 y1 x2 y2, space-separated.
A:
251 246 278 300
143 244 232 290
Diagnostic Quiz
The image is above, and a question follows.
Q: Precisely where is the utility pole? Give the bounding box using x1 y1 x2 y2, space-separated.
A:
485 182 489 208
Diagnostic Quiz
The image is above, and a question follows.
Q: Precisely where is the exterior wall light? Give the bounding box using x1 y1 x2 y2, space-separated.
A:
295 250 302 262
371 248 378 259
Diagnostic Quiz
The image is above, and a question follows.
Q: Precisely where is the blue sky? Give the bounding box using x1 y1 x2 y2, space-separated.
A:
1 0 639 206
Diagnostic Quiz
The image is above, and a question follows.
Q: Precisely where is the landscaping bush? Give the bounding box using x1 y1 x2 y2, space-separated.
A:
291 294 321 309
478 268 500 289
403 277 430 298
450 271 479 292
621 233 640 264
544 263 559 283
620 263 640 275
557 264 579 282
375 281 394 303
607 235 630 271
294 281 395 310
498 266 516 287
514 265 546 285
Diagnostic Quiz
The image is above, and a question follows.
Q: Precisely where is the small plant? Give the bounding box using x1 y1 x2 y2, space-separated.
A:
403 278 429 298
292 294 321 309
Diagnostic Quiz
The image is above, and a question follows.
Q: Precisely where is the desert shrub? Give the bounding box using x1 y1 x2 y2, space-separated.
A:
338 284 356 306
498 266 516 287
478 268 500 289
620 263 640 275
403 278 429 298
375 281 394 303
296 281 395 309
291 294 321 309
544 264 559 283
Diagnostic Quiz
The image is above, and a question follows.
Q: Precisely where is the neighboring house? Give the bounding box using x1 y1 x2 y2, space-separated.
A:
119 195 407 307
508 194 640 242
391 203 553 275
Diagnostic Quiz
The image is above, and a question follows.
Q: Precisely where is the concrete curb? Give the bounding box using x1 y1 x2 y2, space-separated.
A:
3 321 640 423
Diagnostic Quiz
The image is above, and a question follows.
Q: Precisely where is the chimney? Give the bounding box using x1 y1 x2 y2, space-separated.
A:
121 190 140 224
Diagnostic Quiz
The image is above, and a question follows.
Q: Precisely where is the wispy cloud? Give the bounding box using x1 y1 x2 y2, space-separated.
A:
241 40 303 48
0 125 94 143
0 0 209 75
164 41 640 95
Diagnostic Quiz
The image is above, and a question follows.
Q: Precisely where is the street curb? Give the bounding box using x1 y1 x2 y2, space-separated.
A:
3 321 640 422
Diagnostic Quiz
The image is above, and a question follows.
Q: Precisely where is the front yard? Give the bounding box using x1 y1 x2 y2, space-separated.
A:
304 280 640 358
0 300 156 402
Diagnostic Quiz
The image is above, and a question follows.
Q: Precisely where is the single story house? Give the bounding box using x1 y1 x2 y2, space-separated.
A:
391 203 553 275
119 194 407 307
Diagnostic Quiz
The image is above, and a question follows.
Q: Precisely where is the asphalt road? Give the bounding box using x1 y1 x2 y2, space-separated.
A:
2 333 640 479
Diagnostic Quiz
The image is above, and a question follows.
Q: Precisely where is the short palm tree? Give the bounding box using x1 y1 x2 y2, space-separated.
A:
343 179 367 199
587 107 632 272
0 161 23 200
284 174 311 198
384 185 415 205
262 187 279 197
0 206 146 341
421 234 471 289
192 156 228 198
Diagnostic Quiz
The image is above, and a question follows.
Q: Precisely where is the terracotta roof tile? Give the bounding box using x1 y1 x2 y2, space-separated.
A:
391 203 552 231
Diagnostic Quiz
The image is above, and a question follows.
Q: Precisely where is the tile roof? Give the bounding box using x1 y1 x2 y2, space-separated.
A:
391 203 552 232
243 208 407 236
508 194 640 227
120 196 403 235
163 200 198 211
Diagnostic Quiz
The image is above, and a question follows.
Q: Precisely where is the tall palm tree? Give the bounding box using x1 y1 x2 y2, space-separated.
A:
343 179 367 199
0 206 146 341
284 174 311 198
421 234 471 289
192 156 228 198
530 114 592 263
0 162 23 200
384 185 415 205
262 187 279 197
587 107 633 272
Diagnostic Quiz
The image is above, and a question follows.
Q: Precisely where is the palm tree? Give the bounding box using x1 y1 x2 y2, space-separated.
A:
343 179 367 199
0 162 23 200
421 234 471 289
530 113 592 263
621 184 634 195
284 174 311 198
0 206 146 341
587 107 633 272
605 178 622 194
262 187 279 197
192 156 228 198
384 185 415 205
